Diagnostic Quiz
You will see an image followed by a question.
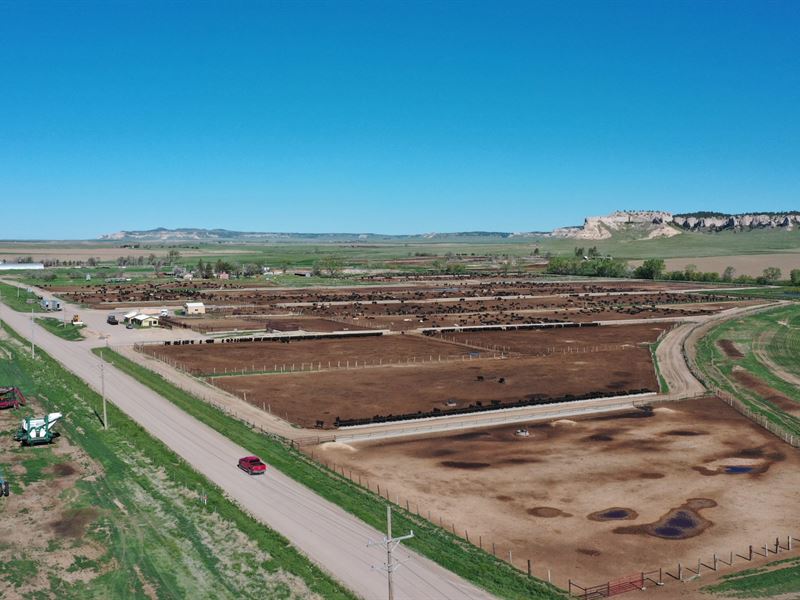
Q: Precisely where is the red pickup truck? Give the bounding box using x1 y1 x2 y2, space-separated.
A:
237 456 267 475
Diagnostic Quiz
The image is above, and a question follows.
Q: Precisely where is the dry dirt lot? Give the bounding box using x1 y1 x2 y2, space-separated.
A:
146 333 470 375
212 345 658 428
437 323 667 354
320 397 800 589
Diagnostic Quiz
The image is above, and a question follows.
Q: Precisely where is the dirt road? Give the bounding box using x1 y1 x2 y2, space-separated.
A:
0 299 496 599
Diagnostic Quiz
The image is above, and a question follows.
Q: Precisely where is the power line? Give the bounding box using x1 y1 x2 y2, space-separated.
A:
368 506 414 600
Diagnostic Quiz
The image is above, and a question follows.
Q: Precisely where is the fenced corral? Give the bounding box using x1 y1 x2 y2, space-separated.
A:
165 349 503 378
302 446 560 586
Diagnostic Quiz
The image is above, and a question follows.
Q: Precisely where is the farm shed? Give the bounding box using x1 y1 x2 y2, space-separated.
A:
133 314 159 328
184 302 206 315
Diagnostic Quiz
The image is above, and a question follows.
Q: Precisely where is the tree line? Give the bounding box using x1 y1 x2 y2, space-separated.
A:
547 255 797 285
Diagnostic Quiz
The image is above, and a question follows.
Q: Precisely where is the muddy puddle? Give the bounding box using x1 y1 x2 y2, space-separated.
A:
614 498 716 540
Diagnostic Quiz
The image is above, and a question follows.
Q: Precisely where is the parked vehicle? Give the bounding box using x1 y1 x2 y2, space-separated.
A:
107 314 118 325
126 323 134 329
159 309 170 317
237 456 267 475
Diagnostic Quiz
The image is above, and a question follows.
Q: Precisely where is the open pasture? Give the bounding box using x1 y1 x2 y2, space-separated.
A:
320 397 800 588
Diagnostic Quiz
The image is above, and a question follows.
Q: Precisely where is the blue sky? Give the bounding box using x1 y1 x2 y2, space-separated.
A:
1 0 798 239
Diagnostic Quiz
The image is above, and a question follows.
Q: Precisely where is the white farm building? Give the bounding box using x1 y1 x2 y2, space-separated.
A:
184 302 205 315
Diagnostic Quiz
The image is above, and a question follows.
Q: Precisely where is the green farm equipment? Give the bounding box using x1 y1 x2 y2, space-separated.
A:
0 467 8 497
14 412 63 446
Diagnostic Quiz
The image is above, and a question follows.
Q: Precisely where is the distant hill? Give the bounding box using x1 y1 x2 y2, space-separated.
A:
100 211 800 243
98 228 521 242
547 210 800 241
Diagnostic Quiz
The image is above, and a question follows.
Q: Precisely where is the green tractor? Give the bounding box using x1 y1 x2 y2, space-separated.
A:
14 412 63 446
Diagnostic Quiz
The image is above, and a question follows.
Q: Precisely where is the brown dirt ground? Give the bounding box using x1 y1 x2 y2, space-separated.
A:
718 339 744 359
212 346 657 427
732 368 800 417
319 398 800 589
0 400 107 595
146 334 472 375
437 323 666 354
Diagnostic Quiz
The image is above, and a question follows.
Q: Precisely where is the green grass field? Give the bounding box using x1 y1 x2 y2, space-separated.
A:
95 347 566 600
704 556 800 598
13 267 155 288
34 317 84 340
694 305 800 439
0 324 355 599
0 281 44 313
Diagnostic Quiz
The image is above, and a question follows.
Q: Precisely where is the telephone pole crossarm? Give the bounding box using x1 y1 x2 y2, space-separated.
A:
366 506 415 600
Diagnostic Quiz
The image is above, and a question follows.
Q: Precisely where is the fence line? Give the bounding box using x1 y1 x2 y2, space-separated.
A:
140 341 645 380
569 535 800 598
714 387 799 448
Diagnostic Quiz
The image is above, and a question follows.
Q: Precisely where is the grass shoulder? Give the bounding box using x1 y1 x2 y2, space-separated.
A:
703 556 800 597
0 281 45 313
34 317 84 341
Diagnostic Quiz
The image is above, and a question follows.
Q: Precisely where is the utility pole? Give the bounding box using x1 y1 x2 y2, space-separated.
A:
100 353 108 430
368 506 414 600
30 307 35 358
